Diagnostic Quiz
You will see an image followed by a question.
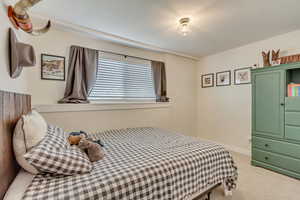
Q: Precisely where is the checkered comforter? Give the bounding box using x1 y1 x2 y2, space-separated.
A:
22 127 237 200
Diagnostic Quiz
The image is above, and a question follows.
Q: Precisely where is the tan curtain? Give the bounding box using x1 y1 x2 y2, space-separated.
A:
58 46 98 103
151 61 169 102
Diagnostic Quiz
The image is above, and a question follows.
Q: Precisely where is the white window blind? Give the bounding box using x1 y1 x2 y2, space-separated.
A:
89 52 156 101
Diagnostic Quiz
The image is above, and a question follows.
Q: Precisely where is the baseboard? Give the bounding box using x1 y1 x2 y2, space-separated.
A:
198 138 251 157
220 143 251 157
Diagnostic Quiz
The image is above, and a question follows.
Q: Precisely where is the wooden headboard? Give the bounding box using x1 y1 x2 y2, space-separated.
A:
0 90 31 200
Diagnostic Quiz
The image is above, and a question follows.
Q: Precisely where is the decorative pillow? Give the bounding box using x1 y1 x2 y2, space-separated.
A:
13 118 39 174
22 110 48 149
13 109 65 174
46 125 69 148
24 133 92 175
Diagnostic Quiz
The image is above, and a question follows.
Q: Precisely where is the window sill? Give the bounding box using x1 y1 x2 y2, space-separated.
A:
33 102 171 113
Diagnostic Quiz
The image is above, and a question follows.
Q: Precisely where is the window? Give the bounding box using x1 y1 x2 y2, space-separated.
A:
89 52 156 101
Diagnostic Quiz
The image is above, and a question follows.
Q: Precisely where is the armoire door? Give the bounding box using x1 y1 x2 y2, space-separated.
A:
252 70 284 138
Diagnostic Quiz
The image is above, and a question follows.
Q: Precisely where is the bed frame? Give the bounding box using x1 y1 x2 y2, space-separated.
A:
0 90 31 200
0 90 220 200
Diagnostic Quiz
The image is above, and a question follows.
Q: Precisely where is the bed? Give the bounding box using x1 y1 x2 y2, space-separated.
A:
0 90 237 200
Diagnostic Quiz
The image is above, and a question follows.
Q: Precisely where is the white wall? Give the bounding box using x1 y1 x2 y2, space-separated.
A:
0 4 197 136
25 27 167 105
26 28 197 135
197 29 300 154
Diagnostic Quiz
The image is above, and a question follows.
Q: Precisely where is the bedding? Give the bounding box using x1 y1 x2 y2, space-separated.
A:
3 171 218 200
24 126 93 175
22 127 237 200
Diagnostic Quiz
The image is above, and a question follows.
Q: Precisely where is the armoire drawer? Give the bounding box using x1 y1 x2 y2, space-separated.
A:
285 126 300 141
252 148 300 174
252 136 300 159
285 97 300 112
285 112 300 126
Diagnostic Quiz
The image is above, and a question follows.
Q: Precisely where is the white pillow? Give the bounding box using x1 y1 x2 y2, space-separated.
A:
22 110 47 149
13 118 38 174
13 110 47 174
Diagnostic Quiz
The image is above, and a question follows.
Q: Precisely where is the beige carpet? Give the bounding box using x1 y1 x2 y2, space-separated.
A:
198 152 300 200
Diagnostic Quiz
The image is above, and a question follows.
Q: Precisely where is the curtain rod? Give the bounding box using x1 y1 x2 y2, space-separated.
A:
99 50 156 62
72 45 159 63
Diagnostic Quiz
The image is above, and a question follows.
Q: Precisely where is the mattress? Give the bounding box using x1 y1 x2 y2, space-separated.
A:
4 170 34 200
9 127 238 200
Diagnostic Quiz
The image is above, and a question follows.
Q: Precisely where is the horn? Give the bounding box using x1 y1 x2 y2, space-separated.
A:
14 0 42 16
8 0 51 36
30 20 51 36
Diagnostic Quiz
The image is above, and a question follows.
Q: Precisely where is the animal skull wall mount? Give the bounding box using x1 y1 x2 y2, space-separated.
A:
7 0 51 36
262 51 271 67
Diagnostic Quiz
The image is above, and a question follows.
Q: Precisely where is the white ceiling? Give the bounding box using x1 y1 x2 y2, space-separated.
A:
31 0 300 58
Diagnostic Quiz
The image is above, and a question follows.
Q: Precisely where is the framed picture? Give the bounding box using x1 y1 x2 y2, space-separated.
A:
234 67 251 85
201 73 214 88
216 70 231 86
41 54 65 81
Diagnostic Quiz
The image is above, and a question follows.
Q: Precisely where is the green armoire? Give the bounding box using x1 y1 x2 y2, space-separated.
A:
252 62 300 179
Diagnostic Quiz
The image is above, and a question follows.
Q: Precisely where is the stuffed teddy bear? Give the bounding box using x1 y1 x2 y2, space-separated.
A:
68 133 87 145
68 131 104 147
78 138 105 162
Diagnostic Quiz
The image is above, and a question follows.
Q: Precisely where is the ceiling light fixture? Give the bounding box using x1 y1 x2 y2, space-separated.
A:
179 17 190 36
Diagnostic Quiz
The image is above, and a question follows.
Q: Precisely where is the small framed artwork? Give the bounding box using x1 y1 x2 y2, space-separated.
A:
201 73 214 88
234 67 251 85
41 54 65 81
216 70 231 86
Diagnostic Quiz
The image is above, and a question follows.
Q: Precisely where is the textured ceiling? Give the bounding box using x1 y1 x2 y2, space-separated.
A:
30 0 300 58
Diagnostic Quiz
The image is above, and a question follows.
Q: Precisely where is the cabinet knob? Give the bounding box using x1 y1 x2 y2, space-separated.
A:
280 103 285 106
265 144 269 147
265 157 269 160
